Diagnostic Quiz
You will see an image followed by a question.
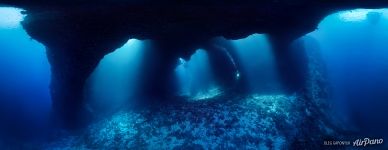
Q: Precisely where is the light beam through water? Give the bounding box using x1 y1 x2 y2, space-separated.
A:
85 39 146 113
175 49 220 100
231 34 282 93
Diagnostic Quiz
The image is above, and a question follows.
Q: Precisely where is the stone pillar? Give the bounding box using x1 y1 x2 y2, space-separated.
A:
22 13 129 128
269 35 309 93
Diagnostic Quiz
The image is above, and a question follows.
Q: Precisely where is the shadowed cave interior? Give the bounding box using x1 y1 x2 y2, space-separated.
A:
1 1 388 149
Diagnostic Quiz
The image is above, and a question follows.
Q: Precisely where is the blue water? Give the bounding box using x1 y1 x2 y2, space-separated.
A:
304 9 388 135
0 7 51 140
175 49 217 99
85 39 147 113
231 34 282 93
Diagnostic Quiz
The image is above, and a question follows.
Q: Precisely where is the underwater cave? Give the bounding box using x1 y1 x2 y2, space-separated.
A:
1 1 388 149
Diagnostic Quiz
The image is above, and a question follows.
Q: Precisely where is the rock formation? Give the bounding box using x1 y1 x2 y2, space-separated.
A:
1 0 388 128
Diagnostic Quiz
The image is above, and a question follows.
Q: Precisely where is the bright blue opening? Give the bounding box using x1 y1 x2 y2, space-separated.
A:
85 39 146 112
175 49 220 100
304 9 388 132
231 34 282 93
0 7 25 29
0 7 51 125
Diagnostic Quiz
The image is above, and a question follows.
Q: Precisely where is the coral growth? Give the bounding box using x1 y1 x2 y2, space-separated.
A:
45 93 339 149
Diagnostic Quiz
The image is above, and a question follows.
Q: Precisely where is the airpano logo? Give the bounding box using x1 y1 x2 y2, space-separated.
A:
353 138 384 147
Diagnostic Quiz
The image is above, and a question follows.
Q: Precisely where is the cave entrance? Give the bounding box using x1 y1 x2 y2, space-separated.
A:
230 34 283 94
175 49 221 101
301 8 388 136
84 39 148 113
0 7 51 139
174 34 287 100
